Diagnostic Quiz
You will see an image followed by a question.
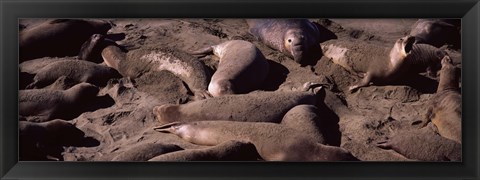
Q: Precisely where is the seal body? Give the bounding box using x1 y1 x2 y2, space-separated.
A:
246 19 321 64
155 121 357 161
425 55 461 143
19 19 111 61
410 19 461 49
19 83 100 122
191 40 269 97
153 90 323 125
26 60 121 89
111 143 183 161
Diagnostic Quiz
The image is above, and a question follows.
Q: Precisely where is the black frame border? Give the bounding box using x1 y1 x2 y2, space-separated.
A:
1 0 479 179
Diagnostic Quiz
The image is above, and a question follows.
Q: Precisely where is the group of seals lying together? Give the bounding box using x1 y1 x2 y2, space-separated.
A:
18 18 461 161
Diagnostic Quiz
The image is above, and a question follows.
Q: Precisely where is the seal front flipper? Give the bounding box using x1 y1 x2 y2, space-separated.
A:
153 122 183 133
189 46 214 58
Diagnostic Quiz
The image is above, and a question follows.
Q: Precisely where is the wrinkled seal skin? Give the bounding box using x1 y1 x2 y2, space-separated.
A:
246 19 321 65
155 121 358 161
26 60 121 89
19 120 86 161
153 89 325 125
19 83 100 122
424 55 461 143
410 19 461 49
190 40 269 97
19 19 111 62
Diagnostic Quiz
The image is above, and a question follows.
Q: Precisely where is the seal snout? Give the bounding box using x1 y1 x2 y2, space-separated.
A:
403 35 416 54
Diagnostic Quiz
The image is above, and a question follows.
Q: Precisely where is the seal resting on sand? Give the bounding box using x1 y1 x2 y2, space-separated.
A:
190 40 269 97
246 19 321 65
410 19 461 49
19 19 111 62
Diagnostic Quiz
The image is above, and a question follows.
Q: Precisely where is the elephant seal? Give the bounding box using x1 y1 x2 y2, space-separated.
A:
111 143 183 161
280 105 325 144
377 124 461 161
154 121 358 161
26 60 121 89
153 85 326 125
322 35 447 92
410 19 461 49
424 55 461 143
19 120 86 161
19 83 100 122
19 19 111 62
149 140 260 161
190 40 269 97
246 19 321 65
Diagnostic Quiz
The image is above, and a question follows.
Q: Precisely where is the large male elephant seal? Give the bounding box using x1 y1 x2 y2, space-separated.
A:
246 19 321 65
19 19 112 62
424 55 461 143
410 19 461 49
322 35 447 92
19 83 100 122
154 121 358 161
190 40 269 97
26 60 121 89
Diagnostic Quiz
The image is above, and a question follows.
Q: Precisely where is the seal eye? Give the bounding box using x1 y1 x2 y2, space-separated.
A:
288 39 292 43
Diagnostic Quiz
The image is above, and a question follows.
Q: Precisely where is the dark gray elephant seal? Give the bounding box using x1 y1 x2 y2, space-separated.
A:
111 143 183 161
154 121 358 161
190 40 269 97
323 35 447 92
26 60 121 89
19 19 111 62
148 140 260 161
20 120 86 161
424 55 461 143
19 83 100 122
246 19 321 65
410 19 461 49
377 124 461 161
153 86 326 125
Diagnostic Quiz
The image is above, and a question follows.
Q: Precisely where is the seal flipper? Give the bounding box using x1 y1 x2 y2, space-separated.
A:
189 46 214 58
153 122 183 133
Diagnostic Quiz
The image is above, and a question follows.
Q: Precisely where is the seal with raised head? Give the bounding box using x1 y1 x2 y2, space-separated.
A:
153 84 326 125
190 40 269 97
410 19 461 49
424 55 461 143
322 35 447 92
154 121 358 161
246 19 321 65
19 83 100 122
19 19 112 62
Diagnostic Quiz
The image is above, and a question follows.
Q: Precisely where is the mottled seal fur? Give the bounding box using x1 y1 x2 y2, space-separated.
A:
410 19 461 49
19 83 100 122
154 121 358 161
148 140 260 161
322 35 447 92
111 143 183 161
246 19 321 65
190 40 269 97
424 55 461 143
26 60 121 89
19 19 111 61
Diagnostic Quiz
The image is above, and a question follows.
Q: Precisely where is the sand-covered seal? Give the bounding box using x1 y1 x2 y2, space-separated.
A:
148 140 260 161
19 83 100 122
424 55 461 143
246 19 321 65
111 143 183 161
280 105 325 143
19 19 112 62
410 19 461 49
153 85 326 125
155 121 358 161
26 60 121 89
190 40 269 97
19 120 87 161
322 35 447 92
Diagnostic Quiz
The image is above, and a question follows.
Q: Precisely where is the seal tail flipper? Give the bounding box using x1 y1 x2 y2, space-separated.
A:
153 122 182 133
189 46 214 58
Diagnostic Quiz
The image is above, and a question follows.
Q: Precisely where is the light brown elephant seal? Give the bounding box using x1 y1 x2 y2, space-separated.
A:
148 140 260 161
153 85 326 125
19 83 100 122
19 19 111 62
111 143 183 161
323 35 447 92
26 60 121 89
424 55 461 143
154 121 358 161
410 19 461 49
377 124 461 161
280 105 325 144
246 19 321 65
190 40 269 97
19 120 87 161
